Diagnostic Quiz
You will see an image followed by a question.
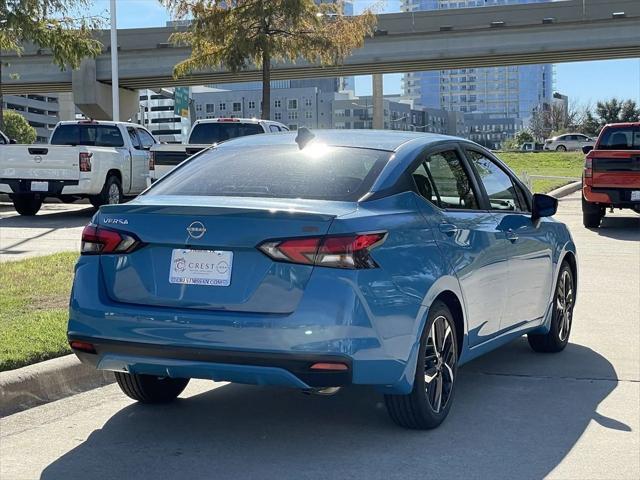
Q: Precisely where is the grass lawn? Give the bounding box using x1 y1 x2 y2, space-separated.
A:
0 252 78 371
498 151 584 193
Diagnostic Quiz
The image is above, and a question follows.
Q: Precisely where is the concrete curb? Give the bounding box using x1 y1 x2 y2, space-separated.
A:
0 354 114 417
548 180 582 199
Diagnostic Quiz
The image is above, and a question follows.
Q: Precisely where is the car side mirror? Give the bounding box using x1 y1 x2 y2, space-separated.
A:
582 145 593 155
9 138 17 144
532 193 558 221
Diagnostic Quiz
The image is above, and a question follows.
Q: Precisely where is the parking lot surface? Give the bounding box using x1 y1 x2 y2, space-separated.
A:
1 191 639 479
0 200 94 262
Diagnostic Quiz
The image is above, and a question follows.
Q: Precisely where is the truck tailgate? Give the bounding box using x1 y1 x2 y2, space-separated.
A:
0 145 80 180
592 152 640 189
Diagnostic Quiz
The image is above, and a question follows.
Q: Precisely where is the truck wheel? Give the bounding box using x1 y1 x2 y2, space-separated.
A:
582 196 603 228
12 195 43 216
114 372 189 403
91 175 122 209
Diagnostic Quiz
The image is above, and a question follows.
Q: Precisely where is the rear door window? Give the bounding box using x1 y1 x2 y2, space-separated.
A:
147 144 390 201
127 127 141 150
51 124 124 147
412 150 479 210
598 126 640 150
188 122 264 144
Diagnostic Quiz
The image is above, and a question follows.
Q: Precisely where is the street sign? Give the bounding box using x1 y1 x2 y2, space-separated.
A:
174 87 190 118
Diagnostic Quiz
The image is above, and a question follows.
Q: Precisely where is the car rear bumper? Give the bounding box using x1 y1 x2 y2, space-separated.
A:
70 336 352 389
583 185 640 207
68 257 426 394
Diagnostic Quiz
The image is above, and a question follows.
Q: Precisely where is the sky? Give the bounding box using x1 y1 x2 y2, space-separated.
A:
93 0 640 105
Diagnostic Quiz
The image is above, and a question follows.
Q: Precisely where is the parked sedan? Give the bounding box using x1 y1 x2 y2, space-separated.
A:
544 133 595 151
68 130 577 429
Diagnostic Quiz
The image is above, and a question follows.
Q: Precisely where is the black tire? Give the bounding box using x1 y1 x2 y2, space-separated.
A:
528 262 575 353
556 145 567 152
582 196 603 228
384 301 459 429
91 175 122 209
59 195 77 204
114 372 189 404
13 195 43 216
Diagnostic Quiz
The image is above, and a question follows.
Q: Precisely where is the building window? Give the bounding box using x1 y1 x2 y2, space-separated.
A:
248 101 256 109
196 104 203 112
287 99 298 110
274 100 281 108
288 111 298 120
274 112 282 120
219 103 226 111
304 98 312 107
232 102 242 112
305 111 313 119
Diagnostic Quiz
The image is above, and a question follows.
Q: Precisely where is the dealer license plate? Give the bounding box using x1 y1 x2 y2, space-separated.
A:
169 249 233 286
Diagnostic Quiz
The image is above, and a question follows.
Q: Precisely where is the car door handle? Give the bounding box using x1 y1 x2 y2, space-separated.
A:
506 229 519 242
439 223 459 236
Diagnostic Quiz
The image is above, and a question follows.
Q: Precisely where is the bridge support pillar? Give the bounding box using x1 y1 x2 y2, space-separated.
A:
71 59 138 121
372 74 384 130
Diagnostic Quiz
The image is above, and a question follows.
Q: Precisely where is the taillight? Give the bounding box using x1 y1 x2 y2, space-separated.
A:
148 151 155 171
81 223 141 254
258 232 386 269
584 157 593 185
79 152 92 172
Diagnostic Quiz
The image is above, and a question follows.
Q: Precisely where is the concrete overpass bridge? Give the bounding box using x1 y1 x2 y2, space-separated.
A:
2 0 639 118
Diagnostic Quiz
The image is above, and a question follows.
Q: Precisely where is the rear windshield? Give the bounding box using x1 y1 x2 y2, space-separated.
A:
147 144 390 201
598 126 640 150
188 122 264 144
50 124 124 147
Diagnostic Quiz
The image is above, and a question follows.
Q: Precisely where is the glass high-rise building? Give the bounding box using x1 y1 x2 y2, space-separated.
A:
401 0 553 122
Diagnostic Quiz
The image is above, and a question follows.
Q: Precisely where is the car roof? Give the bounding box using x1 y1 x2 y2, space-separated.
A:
602 122 640 127
55 120 142 128
216 129 457 152
193 118 281 125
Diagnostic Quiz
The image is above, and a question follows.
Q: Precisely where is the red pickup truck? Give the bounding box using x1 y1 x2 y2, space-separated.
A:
582 122 640 228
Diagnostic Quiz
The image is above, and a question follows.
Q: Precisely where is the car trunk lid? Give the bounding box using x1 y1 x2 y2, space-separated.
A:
96 196 357 313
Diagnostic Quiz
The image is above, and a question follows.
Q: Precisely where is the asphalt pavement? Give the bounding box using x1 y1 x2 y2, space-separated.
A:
0 200 94 262
1 191 639 480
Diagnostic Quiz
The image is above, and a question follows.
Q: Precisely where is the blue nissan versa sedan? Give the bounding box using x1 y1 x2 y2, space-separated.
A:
68 130 577 429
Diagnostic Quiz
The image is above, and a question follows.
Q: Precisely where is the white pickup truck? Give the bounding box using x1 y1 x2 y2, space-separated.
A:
0 120 158 215
150 117 288 181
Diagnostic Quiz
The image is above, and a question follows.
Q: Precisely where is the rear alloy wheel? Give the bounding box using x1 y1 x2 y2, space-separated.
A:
114 372 189 403
582 196 603 228
528 262 575 353
385 301 458 429
91 175 122 209
12 194 43 216
556 145 567 152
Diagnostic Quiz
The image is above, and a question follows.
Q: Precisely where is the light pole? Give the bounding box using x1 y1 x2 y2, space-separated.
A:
110 0 119 121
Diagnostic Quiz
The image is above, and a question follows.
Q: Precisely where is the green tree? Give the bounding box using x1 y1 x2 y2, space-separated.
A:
619 99 640 122
580 110 601 137
2 109 36 143
0 0 103 129
162 0 376 120
596 98 623 124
